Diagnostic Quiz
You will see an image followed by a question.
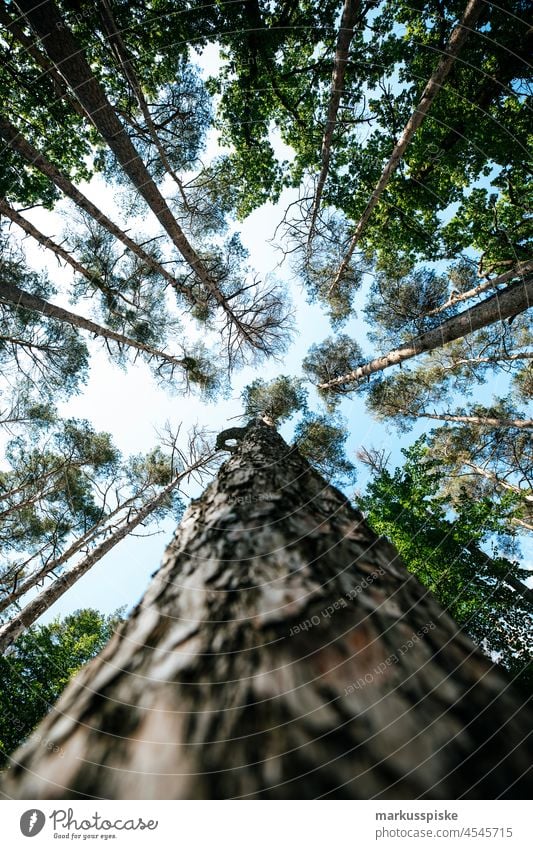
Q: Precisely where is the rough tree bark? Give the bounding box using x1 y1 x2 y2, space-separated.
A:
1 419 531 799
319 276 533 390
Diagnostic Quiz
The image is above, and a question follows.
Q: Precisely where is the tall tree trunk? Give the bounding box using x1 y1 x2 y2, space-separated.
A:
0 115 196 303
330 0 484 291
0 196 105 283
96 0 189 204
424 260 533 317
1 419 530 799
406 411 533 429
0 279 193 377
319 277 533 391
0 3 88 121
0 451 213 654
307 0 360 245
14 0 236 320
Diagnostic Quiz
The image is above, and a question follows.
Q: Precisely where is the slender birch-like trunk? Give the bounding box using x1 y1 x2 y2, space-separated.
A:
97 0 189 202
462 462 533 503
330 0 484 290
319 277 533 390
405 411 533 429
0 492 143 615
14 0 234 316
423 260 533 317
0 452 214 654
1 420 530 799
0 115 196 302
308 0 360 244
0 279 192 375
0 197 104 283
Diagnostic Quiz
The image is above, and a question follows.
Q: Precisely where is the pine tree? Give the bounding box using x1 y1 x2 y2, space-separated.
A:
1 420 531 799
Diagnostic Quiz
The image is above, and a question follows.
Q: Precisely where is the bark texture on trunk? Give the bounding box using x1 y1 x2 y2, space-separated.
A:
1 420 531 799
319 276 533 390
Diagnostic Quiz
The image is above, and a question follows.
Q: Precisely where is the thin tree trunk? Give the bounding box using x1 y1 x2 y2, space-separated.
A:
0 476 72 522
437 351 533 370
424 260 533 317
330 0 484 291
411 412 533 429
14 0 233 316
0 196 107 283
0 452 213 654
0 115 196 303
408 38 532 187
503 573 533 603
0 460 71 504
0 279 192 376
0 490 148 615
1 419 530 799
307 0 360 245
461 542 533 605
0 197 146 316
463 462 533 503
318 277 533 390
97 0 189 204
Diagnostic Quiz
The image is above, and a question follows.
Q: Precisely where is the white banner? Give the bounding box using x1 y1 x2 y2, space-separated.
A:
0 800 529 848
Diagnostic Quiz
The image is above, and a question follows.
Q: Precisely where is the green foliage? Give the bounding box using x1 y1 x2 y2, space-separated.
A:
364 266 451 343
426 419 533 535
0 608 123 766
0 0 530 714
0 418 119 567
361 438 532 688
0 250 89 402
242 375 307 424
100 70 211 185
294 414 356 486
302 335 364 407
0 7 94 206
207 0 531 272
